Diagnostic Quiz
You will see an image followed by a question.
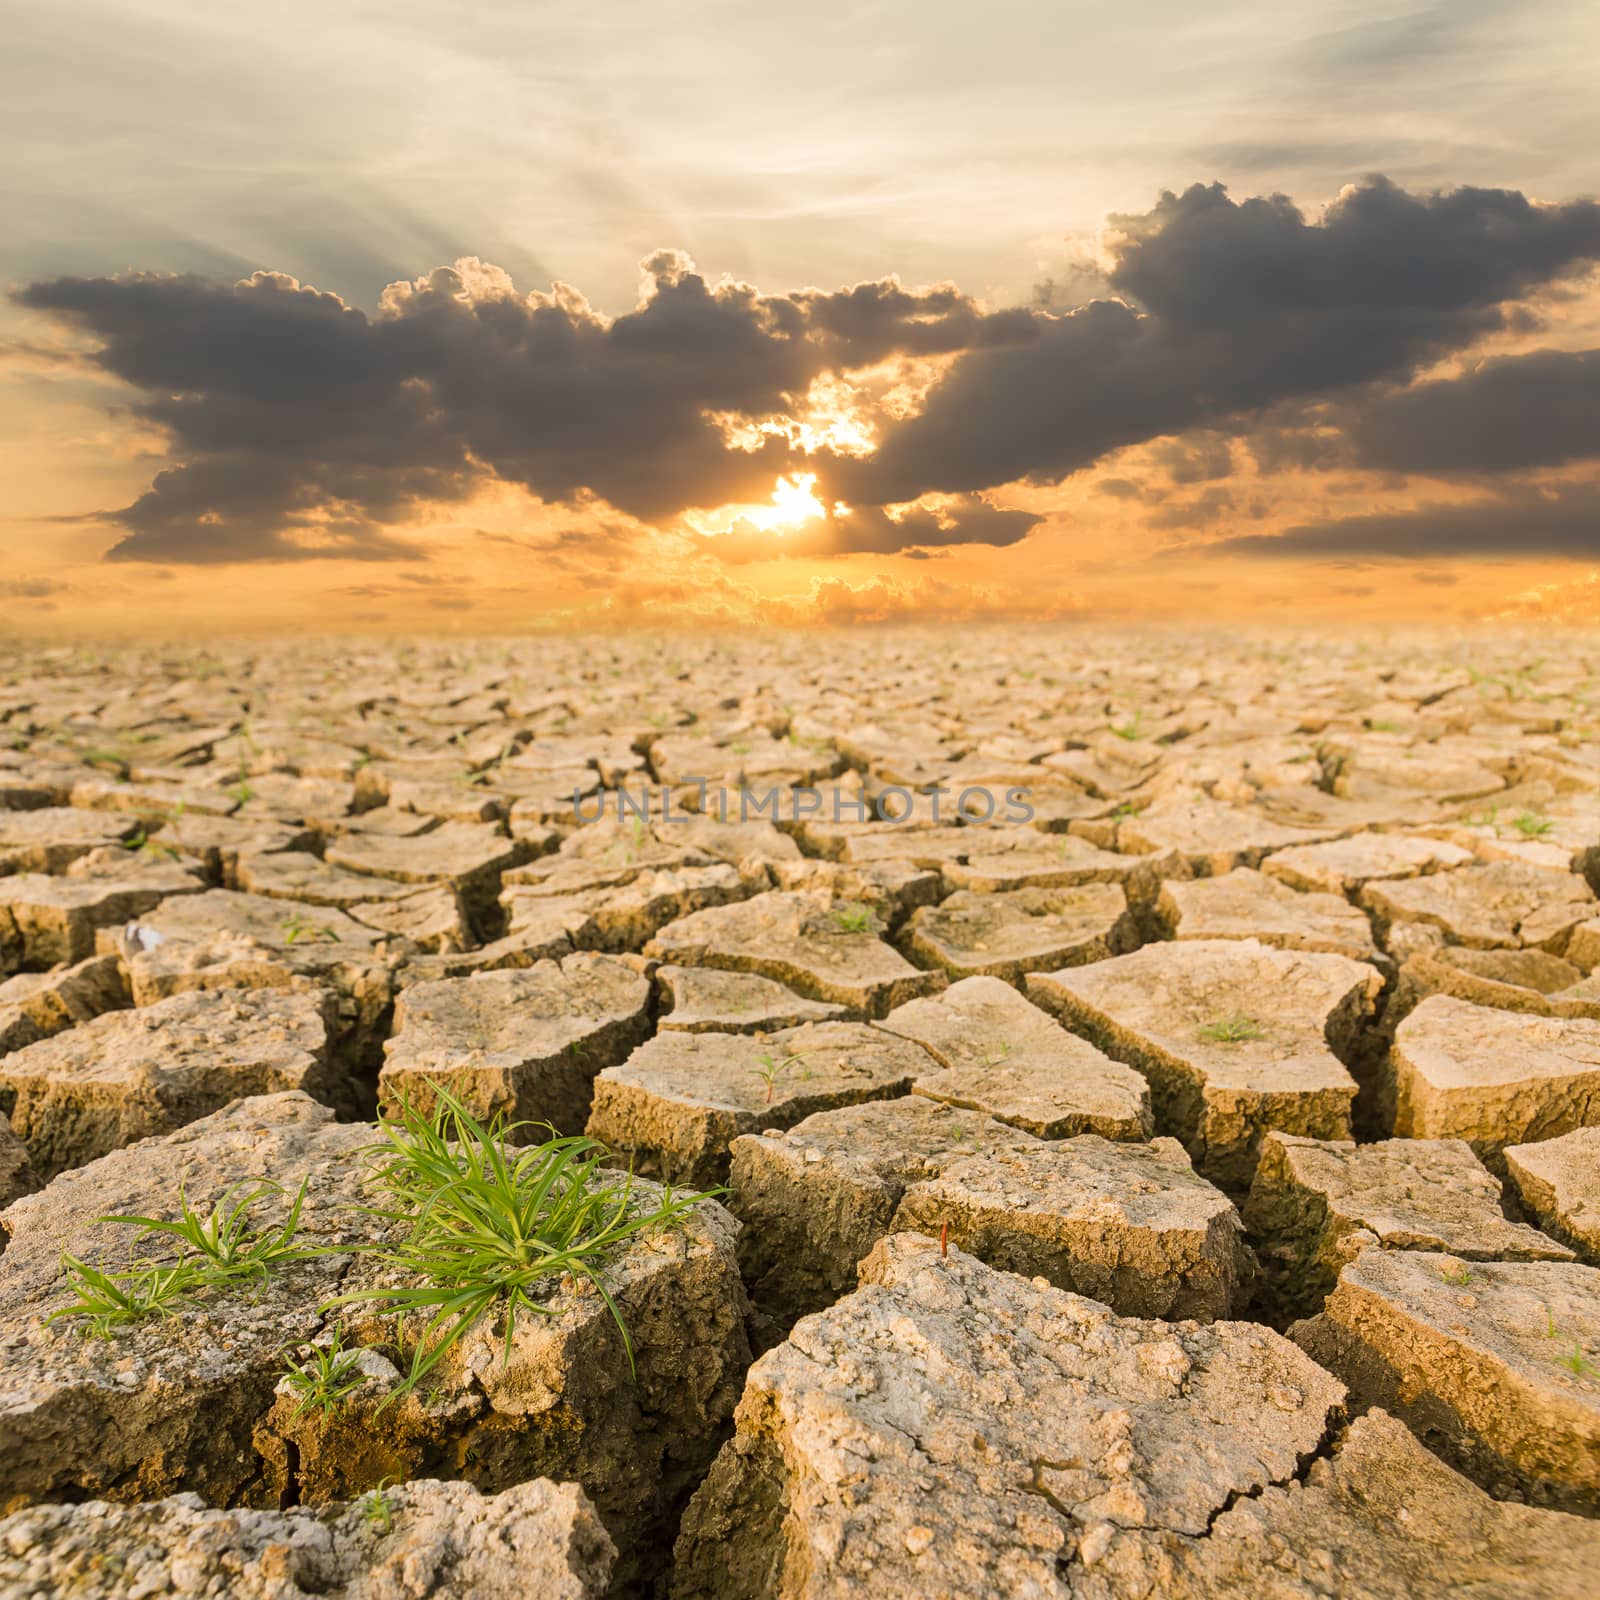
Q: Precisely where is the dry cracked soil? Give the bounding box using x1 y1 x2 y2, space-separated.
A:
1 629 1598 1597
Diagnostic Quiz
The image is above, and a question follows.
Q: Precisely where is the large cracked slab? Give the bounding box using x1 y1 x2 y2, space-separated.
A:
901 883 1137 984
0 1477 616 1600
0 1092 751 1593
672 1232 1345 1600
379 954 652 1133
655 964 847 1033
1029 939 1381 1189
1505 1128 1600 1263
1291 1247 1600 1514
586 1021 927 1186
880 976 1151 1138
0 953 128 1045
0 1095 368 1508
645 891 944 1016
0 857 204 971
1244 1133 1572 1321
1117 796 1338 875
1262 832 1475 896
1362 861 1596 953
1387 994 1600 1161
1154 867 1381 963
1127 1406 1600 1600
0 809 139 874
0 987 336 1176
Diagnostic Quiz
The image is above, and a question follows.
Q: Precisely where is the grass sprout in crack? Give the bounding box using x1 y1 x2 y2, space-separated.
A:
327 1081 719 1403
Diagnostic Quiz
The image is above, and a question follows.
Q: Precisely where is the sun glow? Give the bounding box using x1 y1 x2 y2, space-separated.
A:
739 473 828 533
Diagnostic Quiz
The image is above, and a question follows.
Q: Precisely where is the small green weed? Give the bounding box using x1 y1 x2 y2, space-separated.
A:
1196 1013 1264 1044
829 902 875 935
282 913 340 945
282 1333 368 1422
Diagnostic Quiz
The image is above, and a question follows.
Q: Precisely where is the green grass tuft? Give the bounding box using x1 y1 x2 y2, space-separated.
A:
325 1083 717 1403
1195 1012 1264 1044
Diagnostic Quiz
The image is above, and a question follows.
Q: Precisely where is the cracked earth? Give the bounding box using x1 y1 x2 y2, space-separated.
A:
1 629 1599 1597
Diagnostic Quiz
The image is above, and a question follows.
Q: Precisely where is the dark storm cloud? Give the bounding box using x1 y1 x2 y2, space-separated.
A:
706 495 1039 564
15 176 1600 563
1208 483 1600 560
836 178 1600 505
1345 349 1600 474
16 255 1024 562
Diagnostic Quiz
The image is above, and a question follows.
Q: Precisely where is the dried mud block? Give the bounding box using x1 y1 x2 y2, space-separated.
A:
347 884 471 952
1391 945 1600 1025
890 1135 1254 1320
646 891 944 1017
901 883 1137 985
1292 1248 1600 1515
767 856 942 922
940 832 1159 897
0 987 336 1177
880 975 1151 1139
0 1477 616 1600
502 862 750 953
0 1095 368 1508
1387 995 1600 1162
1117 797 1338 876
727 1098 1040 1323
102 889 395 1067
325 821 528 929
1361 861 1596 953
235 849 434 909
0 954 128 1046
1129 1407 1600 1600
0 809 140 874
0 1112 36 1207
0 858 203 971
1263 832 1475 896
379 954 651 1133
655 964 847 1033
1505 1128 1600 1263
1029 939 1381 1189
1154 867 1381 963
260 1186 751 1595
1244 1133 1571 1321
587 1021 926 1186
671 1232 1345 1600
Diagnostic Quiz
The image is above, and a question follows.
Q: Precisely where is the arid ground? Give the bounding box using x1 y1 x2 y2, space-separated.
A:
1 628 1598 1597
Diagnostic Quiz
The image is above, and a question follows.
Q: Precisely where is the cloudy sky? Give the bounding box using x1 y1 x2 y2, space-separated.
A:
5 0 1600 629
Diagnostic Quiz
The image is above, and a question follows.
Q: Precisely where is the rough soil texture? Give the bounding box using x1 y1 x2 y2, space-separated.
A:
646 890 945 1016
0 1477 616 1599
655 964 847 1033
0 987 335 1176
879 976 1152 1138
1028 939 1382 1189
1386 993 1600 1161
901 882 1138 984
1291 1247 1600 1514
1155 867 1382 963
378 955 651 1133
587 1020 926 1186
6 632 1600 1594
1244 1132 1571 1321
1504 1126 1600 1262
672 1233 1345 1600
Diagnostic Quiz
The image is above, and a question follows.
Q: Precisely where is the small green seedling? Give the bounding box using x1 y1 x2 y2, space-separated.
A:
829 902 875 935
1108 709 1143 741
752 1047 824 1104
980 1040 1012 1068
1439 1261 1474 1287
47 1256 201 1338
282 913 340 945
282 1334 368 1422
1545 1305 1560 1340
1511 811 1554 838
1196 1013 1264 1044
360 1475 401 1535
1556 1342 1596 1379
101 1179 315 1286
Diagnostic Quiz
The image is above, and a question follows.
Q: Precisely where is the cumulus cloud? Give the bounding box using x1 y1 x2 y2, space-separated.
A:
15 176 1600 564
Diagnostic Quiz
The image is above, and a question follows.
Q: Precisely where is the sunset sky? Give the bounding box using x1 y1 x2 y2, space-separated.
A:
5 0 1600 631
